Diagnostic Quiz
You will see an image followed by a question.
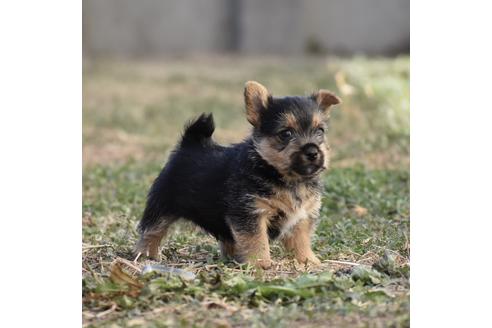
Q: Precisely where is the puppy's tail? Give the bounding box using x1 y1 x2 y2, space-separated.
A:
181 113 215 146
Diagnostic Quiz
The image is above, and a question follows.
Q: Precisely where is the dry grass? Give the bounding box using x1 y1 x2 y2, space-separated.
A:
83 56 409 327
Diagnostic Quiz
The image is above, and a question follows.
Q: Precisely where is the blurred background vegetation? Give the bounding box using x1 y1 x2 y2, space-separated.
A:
83 56 409 170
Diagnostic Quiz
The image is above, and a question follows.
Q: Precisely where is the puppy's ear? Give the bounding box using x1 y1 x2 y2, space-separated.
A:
312 90 341 113
244 81 271 126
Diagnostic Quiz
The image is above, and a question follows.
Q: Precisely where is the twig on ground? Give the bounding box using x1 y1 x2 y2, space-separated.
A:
114 257 143 273
96 303 117 318
346 249 362 257
85 264 104 284
324 259 361 266
82 244 113 250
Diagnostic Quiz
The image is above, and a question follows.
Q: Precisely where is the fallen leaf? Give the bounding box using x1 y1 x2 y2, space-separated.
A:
110 262 143 289
353 205 368 217
211 319 231 328
126 318 146 327
351 266 383 285
202 298 238 312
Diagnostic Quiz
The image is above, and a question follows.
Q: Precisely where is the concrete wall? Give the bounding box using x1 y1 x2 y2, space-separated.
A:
83 0 232 56
239 0 304 54
83 0 409 57
302 0 410 55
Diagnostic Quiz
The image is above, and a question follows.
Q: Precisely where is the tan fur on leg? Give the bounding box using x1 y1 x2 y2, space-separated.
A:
281 219 321 266
232 217 272 269
219 240 236 259
134 218 174 260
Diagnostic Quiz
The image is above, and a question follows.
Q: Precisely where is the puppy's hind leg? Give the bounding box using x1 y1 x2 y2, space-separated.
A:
135 216 177 260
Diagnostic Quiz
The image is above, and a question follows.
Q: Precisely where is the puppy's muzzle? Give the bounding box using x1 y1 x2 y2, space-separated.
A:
291 143 324 177
302 144 320 162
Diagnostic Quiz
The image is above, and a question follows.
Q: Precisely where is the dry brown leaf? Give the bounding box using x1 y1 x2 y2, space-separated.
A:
126 318 147 327
110 262 143 289
353 205 368 217
210 319 231 328
202 298 238 312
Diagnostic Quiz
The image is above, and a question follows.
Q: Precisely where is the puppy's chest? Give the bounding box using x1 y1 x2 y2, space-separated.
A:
255 184 321 238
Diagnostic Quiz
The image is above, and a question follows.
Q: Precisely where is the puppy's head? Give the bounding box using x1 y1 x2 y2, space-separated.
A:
244 81 341 180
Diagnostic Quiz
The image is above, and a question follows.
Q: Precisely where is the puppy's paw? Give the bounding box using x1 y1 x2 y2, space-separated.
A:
307 256 321 266
133 251 161 262
297 254 321 267
254 258 273 270
134 243 161 261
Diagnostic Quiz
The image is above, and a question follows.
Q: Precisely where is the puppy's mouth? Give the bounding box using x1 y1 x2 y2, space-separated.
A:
292 164 324 177
290 152 325 177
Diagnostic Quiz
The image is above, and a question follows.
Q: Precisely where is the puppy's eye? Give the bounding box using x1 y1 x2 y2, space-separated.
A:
278 129 293 141
316 127 325 136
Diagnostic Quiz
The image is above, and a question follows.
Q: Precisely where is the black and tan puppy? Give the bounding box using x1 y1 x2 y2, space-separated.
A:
135 81 340 269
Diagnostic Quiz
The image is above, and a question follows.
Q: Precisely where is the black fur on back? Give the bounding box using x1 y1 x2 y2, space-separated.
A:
138 113 287 242
138 110 322 244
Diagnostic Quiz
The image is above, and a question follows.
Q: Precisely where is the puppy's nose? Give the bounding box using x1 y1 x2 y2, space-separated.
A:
302 144 320 161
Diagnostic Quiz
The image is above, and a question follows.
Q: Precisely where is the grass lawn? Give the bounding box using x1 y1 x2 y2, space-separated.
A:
83 56 409 327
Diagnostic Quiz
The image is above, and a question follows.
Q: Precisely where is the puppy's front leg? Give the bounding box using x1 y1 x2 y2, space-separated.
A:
281 218 321 266
219 240 236 259
232 215 272 269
